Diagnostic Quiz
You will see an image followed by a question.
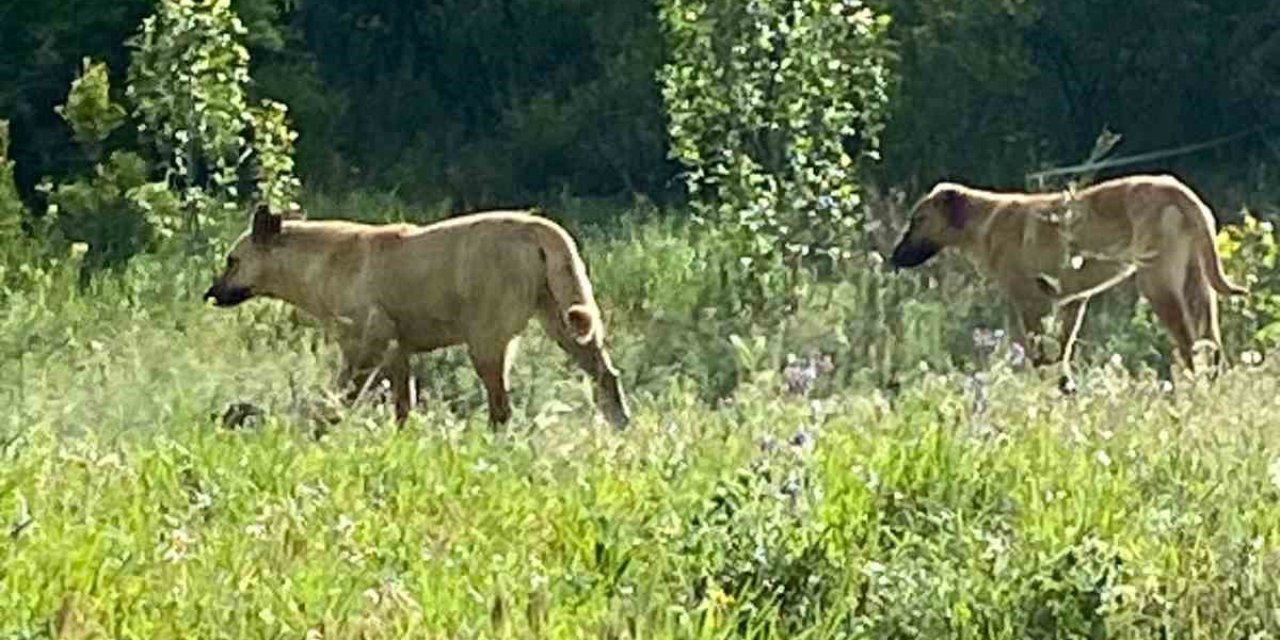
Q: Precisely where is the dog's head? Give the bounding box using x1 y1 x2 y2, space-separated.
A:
204 204 286 308
890 182 971 269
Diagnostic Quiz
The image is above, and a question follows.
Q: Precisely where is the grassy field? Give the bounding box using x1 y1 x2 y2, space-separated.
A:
2 202 1280 638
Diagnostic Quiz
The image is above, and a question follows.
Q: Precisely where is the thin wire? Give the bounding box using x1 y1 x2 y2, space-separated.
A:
1026 125 1274 184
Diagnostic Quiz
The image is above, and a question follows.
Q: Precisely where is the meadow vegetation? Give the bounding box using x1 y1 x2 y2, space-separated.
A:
3 192 1280 637
3 0 1280 637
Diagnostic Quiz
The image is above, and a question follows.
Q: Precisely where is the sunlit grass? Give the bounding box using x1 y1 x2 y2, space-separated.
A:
2 210 1279 638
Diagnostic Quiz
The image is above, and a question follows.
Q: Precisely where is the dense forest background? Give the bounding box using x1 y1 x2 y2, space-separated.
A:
3 0 1278 212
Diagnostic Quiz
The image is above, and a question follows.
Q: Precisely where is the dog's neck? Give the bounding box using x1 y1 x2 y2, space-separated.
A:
258 226 352 318
950 188 1061 258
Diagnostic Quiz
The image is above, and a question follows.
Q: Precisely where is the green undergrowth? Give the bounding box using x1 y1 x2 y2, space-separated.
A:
2 207 1280 638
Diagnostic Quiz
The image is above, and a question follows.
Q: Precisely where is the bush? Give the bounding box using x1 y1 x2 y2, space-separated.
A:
54 58 128 162
669 432 836 633
127 0 300 231
1218 209 1280 353
7 1 304 280
40 151 180 278
0 120 24 243
659 0 894 305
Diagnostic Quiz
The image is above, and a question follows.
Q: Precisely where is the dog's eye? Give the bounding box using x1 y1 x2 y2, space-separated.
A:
226 257 239 270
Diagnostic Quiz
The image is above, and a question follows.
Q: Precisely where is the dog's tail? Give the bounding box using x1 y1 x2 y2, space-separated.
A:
534 221 603 345
1179 187 1249 296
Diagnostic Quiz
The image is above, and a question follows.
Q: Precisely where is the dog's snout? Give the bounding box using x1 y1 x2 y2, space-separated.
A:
890 239 940 269
204 282 254 307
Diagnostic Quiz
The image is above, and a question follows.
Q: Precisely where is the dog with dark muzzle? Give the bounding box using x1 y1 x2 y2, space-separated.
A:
890 174 1247 385
205 205 632 428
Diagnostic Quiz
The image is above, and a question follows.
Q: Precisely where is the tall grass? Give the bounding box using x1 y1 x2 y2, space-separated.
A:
1 197 1278 638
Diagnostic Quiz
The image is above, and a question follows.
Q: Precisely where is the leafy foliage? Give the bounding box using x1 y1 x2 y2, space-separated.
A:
0 121 23 244
34 59 180 279
248 99 302 212
659 0 893 297
873 0 1278 188
0 0 304 281
3 0 1277 208
126 0 256 225
1218 210 1280 352
54 58 128 160
4 210 1280 635
39 151 180 277
671 431 836 633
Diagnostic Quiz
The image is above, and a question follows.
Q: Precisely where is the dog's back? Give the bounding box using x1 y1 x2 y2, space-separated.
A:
306 211 590 352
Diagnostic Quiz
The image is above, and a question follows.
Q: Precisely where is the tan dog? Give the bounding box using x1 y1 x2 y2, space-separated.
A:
890 174 1247 383
205 205 631 428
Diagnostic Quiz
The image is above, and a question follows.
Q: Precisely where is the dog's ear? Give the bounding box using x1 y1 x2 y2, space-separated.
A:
938 186 969 229
251 203 283 241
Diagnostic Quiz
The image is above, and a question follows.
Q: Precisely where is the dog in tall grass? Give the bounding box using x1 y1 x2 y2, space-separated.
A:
890 174 1247 386
204 205 632 428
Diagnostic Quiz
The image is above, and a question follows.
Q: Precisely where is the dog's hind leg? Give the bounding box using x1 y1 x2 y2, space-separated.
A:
384 344 413 426
1138 270 1198 372
1184 259 1226 373
468 337 517 428
337 307 406 415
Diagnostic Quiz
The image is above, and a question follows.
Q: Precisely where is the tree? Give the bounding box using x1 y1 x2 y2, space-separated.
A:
659 0 893 292
55 58 128 163
126 0 299 236
0 121 23 243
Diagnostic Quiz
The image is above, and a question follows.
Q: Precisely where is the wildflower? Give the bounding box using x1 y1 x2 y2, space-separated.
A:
971 327 1005 352
789 429 813 451
783 352 833 396
161 527 196 563
1095 450 1112 468
758 436 779 454
1008 342 1028 368
966 373 989 416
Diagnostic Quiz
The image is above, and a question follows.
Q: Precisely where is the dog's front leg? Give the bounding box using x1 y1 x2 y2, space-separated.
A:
337 342 380 404
383 344 414 426
1008 293 1056 366
1009 295 1078 394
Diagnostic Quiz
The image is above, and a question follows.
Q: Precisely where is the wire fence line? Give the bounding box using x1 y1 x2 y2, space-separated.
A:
1026 124 1275 188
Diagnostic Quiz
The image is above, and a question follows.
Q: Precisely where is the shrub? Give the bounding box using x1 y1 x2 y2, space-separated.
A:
248 99 302 212
39 151 180 279
127 0 300 233
54 58 128 162
658 0 894 306
0 120 24 244
1217 209 1280 353
668 429 836 633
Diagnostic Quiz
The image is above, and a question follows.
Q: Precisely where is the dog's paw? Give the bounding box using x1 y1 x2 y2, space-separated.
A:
1057 374 1078 396
216 401 265 430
